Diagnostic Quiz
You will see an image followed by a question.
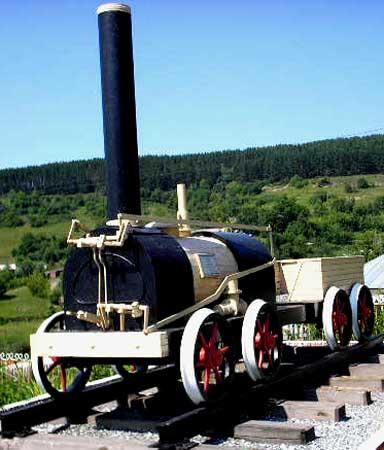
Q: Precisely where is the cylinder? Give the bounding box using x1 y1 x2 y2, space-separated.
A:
97 3 141 218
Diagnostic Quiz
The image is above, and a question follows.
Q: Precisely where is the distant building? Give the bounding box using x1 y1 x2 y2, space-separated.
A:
0 263 16 271
364 255 384 304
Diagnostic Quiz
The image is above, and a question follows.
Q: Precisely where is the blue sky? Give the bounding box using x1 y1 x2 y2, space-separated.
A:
0 0 383 169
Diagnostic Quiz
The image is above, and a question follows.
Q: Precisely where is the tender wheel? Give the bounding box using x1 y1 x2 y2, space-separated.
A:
350 283 375 340
31 312 92 398
180 308 235 405
323 286 353 350
241 299 282 381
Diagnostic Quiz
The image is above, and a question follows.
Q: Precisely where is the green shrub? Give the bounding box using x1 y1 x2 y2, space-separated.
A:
289 175 308 189
30 215 48 228
26 273 50 299
0 209 24 227
0 364 42 407
344 183 354 193
0 270 14 298
317 177 331 187
48 287 62 306
357 177 370 189
374 305 384 335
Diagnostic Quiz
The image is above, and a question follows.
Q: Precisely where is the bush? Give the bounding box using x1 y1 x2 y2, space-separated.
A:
26 273 50 298
48 287 62 306
311 191 329 204
0 270 14 298
344 183 355 193
289 175 308 189
0 277 8 298
0 209 24 227
357 177 370 189
331 197 355 213
30 215 48 228
317 177 331 187
12 233 69 273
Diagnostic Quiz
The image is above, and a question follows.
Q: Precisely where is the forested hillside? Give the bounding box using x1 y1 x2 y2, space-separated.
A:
1 134 384 195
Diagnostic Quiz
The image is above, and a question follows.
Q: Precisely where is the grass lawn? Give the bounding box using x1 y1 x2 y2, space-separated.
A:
0 287 53 353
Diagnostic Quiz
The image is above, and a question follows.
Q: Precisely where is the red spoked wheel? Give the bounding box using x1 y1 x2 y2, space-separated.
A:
242 299 282 381
323 286 353 350
350 283 375 340
180 308 235 405
31 312 92 398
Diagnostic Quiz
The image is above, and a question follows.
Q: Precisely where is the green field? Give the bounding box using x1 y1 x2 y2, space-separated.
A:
260 174 384 206
0 199 173 265
0 206 98 265
0 287 52 353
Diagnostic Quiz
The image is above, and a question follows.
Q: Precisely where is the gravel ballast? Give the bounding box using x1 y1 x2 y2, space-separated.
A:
29 391 384 449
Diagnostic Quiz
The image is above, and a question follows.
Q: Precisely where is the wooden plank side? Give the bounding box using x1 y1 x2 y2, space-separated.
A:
321 255 364 271
30 331 169 358
287 289 325 302
321 256 364 294
288 293 325 302
330 376 384 392
0 434 151 450
316 386 371 405
275 262 288 295
349 364 384 377
280 259 323 302
323 274 364 285
278 400 345 422
234 420 315 444
321 262 364 275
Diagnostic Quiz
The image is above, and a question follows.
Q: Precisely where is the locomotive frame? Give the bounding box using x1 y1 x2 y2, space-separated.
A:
30 183 375 403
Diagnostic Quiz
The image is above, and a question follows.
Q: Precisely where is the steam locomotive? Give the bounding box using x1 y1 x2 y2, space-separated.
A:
30 3 375 405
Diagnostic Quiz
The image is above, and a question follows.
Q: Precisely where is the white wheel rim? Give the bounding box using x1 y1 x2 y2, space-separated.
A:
350 283 374 340
350 283 363 340
241 299 281 381
323 286 351 350
323 286 339 350
31 311 91 396
180 308 231 405
31 311 66 392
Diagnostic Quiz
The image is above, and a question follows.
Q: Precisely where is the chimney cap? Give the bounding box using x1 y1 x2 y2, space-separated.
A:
97 3 131 15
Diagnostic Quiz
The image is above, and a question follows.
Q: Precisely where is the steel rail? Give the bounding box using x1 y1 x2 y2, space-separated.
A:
156 335 384 448
1 336 382 445
0 364 177 438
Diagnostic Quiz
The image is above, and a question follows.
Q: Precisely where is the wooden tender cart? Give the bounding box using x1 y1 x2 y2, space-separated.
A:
275 256 364 302
275 255 373 350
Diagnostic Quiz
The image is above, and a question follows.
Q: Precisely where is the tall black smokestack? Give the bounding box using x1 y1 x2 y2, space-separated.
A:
97 3 141 218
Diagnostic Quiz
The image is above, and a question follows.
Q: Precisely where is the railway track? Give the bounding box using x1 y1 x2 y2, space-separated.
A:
0 365 177 438
155 335 384 448
1 335 383 449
